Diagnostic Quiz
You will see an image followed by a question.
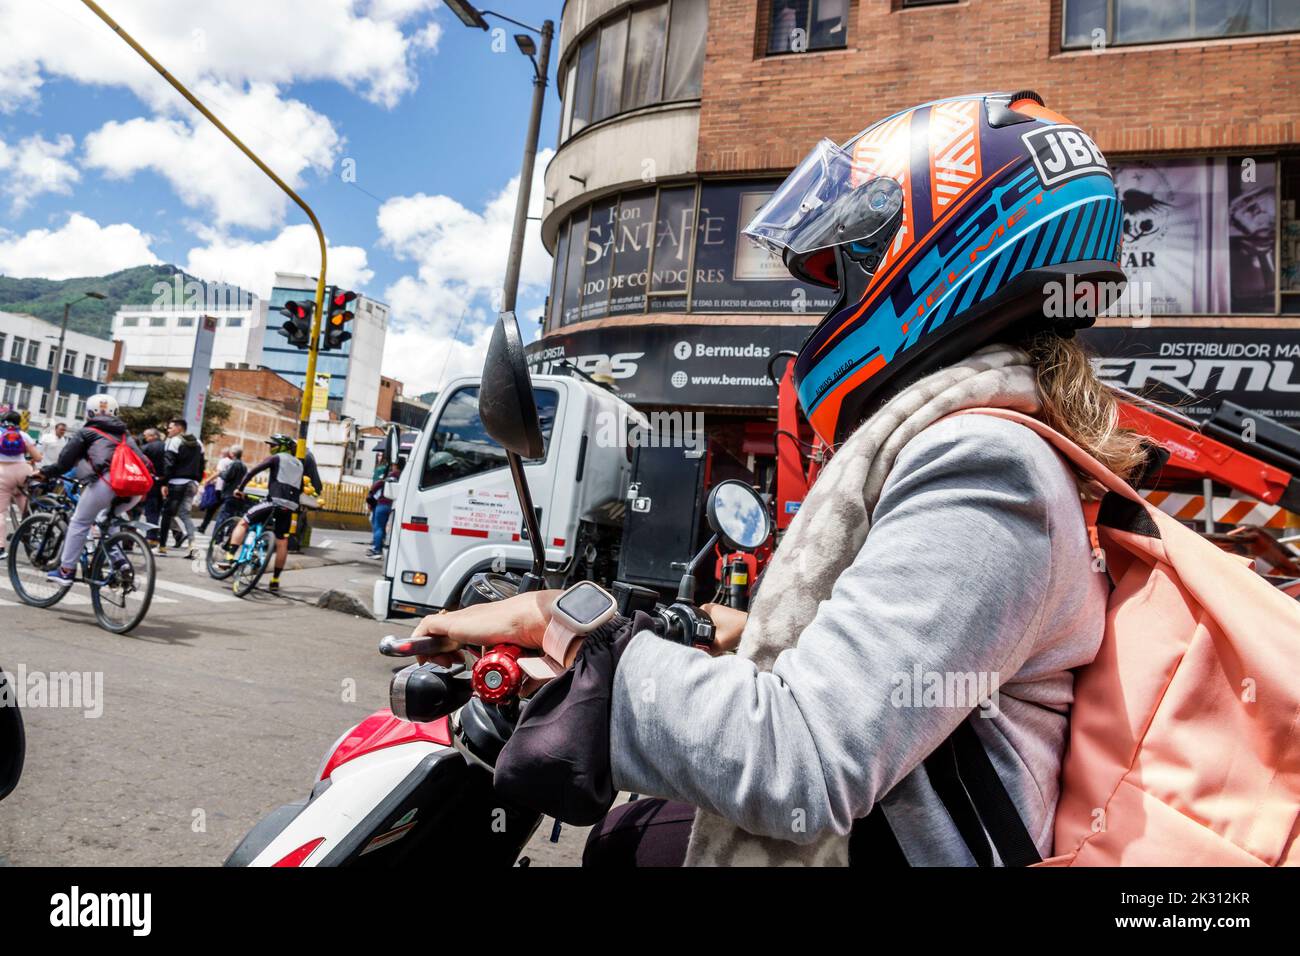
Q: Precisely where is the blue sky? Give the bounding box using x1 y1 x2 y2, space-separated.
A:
0 0 565 393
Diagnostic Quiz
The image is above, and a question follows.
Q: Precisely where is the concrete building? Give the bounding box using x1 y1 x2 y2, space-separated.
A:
260 272 389 427
533 0 1300 431
0 311 116 429
111 301 269 376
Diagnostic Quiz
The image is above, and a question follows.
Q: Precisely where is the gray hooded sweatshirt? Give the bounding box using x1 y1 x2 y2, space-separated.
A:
609 413 1108 864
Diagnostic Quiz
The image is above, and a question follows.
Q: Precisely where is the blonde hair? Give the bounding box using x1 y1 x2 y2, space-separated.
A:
1026 332 1149 483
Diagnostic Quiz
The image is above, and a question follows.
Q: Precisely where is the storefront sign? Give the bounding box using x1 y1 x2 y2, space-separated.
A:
1083 327 1300 423
527 322 815 407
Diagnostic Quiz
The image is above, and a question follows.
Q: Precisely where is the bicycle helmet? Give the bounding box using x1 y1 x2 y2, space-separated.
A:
85 393 119 418
267 433 296 453
745 91 1124 444
1 411 20 426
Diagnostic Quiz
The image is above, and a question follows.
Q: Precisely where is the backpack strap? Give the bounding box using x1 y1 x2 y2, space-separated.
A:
85 426 121 445
945 720 1043 867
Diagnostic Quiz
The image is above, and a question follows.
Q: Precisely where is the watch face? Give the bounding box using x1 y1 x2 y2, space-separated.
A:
557 583 612 626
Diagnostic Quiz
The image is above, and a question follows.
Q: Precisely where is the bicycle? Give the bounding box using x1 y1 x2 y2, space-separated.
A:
213 500 280 598
204 497 250 581
6 478 156 634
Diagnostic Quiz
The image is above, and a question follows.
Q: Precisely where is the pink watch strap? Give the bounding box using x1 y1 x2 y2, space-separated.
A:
542 615 582 667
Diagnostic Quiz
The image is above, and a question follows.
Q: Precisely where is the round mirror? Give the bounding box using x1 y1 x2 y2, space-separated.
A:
706 480 772 553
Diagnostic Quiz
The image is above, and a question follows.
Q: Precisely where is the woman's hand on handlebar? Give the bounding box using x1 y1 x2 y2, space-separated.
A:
699 603 748 656
410 589 562 667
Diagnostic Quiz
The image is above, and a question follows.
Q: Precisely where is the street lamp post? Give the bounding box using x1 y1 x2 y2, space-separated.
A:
48 291 106 423
445 2 555 314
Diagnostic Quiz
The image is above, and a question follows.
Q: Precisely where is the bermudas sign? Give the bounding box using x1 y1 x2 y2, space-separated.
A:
527 323 815 407
1082 327 1300 423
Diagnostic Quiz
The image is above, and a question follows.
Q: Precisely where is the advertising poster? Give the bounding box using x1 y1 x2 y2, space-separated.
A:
1112 156 1276 314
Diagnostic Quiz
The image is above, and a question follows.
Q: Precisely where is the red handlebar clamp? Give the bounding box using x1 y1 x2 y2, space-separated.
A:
471 644 524 703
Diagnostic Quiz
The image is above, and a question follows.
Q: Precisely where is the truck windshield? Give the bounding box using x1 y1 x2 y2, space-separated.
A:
419 385 559 490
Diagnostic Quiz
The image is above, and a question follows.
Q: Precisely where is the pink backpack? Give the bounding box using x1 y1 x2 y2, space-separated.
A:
960 408 1300 866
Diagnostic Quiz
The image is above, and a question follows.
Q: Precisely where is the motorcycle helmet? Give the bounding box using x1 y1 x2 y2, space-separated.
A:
84 393 119 418
267 433 296 453
745 91 1124 445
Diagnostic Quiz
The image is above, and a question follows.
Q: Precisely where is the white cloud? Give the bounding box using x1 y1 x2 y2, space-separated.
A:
84 82 341 230
376 149 554 395
0 0 443 113
183 223 373 299
0 214 159 279
0 133 80 214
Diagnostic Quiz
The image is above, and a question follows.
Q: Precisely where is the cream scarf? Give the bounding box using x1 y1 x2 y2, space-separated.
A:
683 343 1043 866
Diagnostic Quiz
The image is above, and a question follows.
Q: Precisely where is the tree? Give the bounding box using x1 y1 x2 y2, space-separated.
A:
115 372 231 443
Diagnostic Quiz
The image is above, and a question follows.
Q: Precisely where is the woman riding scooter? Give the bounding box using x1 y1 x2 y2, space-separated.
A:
409 93 1146 866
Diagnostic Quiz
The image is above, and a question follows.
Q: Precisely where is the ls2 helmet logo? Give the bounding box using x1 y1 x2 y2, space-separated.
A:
1021 125 1111 187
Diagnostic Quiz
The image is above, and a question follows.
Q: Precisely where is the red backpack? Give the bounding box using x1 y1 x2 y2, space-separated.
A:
87 428 154 497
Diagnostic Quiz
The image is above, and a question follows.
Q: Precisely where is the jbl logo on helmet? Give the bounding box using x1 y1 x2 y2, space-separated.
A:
1020 125 1111 187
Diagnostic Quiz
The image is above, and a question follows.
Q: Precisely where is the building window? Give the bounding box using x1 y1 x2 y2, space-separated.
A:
121 316 139 327
38 391 48 414
177 315 195 328
0 334 6 358
75 396 86 419
82 355 95 378
149 315 167 327
2 382 16 407
767 0 849 55
63 349 77 374
25 340 38 366
18 385 31 410
1064 0 1300 48
56 394 69 417
98 358 110 381
9 337 23 363
226 316 243 327
547 179 838 329
558 0 707 144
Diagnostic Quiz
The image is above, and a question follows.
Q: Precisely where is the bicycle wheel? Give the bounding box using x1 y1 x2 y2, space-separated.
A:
232 529 274 598
7 513 70 608
206 515 241 580
88 528 155 634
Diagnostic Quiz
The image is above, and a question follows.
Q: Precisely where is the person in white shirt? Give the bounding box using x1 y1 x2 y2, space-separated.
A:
37 422 67 462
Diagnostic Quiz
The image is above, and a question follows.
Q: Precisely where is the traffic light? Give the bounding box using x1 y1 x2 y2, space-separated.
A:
277 300 314 349
322 288 357 351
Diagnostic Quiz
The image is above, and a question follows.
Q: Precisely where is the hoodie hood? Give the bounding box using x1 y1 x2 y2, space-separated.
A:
85 414 127 435
179 433 199 446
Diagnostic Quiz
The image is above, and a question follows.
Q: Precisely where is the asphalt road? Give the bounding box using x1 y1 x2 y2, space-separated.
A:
0 530 586 867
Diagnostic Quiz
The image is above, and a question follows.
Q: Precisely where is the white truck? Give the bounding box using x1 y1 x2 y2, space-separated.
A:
374 372 641 619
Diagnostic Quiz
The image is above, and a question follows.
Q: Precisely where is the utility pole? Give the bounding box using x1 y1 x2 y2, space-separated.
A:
48 292 105 422
501 19 553 314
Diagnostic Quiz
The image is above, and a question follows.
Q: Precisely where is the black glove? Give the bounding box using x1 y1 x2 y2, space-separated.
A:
493 611 663 826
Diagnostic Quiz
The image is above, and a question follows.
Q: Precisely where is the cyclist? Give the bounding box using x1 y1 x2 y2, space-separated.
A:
38 394 148 588
0 410 42 561
226 434 321 594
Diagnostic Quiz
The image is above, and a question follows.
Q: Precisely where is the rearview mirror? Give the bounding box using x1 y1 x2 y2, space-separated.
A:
480 312 544 460
706 480 771 553
383 424 401 466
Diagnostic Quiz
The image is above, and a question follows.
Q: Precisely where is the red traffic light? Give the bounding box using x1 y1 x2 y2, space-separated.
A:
331 290 357 308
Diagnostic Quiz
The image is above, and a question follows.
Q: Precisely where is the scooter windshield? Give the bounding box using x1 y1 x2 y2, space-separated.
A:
742 138 903 258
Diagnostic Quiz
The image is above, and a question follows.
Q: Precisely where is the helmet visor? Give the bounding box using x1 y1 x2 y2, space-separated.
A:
742 138 903 259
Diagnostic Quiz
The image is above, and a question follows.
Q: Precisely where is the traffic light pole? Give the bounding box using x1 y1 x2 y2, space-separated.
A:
80 0 326 461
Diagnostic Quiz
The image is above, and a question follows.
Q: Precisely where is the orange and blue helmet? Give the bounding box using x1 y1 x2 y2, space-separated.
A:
745 91 1124 445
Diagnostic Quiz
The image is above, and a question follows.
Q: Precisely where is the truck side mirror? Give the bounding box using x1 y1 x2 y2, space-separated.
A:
384 423 402 467
479 312 544 459
706 480 772 553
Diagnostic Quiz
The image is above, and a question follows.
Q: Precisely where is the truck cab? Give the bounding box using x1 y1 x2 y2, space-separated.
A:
375 373 639 618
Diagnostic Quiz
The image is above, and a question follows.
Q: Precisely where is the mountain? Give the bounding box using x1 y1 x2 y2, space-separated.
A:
0 264 196 340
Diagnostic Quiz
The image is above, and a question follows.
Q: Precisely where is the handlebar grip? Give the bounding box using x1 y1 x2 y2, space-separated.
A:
379 634 449 658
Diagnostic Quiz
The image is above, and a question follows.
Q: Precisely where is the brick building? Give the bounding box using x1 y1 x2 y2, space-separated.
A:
203 368 302 464
533 0 1300 434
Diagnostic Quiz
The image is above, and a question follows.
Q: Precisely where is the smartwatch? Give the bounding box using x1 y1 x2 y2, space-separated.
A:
538 581 618 671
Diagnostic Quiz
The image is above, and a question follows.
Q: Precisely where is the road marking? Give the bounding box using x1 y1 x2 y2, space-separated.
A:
152 579 240 603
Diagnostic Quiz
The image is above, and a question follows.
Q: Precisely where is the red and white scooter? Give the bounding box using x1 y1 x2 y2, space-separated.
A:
226 314 770 867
